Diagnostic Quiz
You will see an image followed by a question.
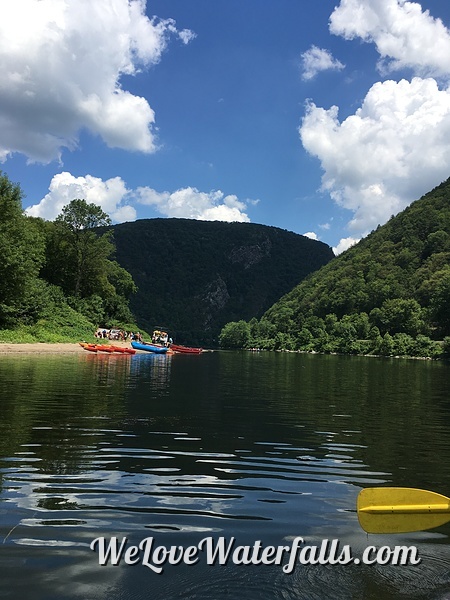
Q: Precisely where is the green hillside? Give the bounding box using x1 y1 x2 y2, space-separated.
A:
108 218 334 346
0 169 139 343
220 178 450 358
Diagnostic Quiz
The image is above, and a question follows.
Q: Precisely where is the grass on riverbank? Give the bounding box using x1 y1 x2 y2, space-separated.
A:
0 303 148 344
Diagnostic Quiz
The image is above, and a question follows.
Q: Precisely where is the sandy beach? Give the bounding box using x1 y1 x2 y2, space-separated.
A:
0 341 132 354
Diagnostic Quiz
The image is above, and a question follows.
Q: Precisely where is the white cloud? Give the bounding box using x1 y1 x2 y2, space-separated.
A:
136 186 252 222
301 46 345 81
333 237 360 255
27 175 254 224
300 77 450 235
0 0 194 163
26 172 136 223
329 0 450 78
303 231 319 240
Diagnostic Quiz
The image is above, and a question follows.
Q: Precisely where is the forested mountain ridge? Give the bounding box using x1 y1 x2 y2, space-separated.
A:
107 218 334 346
220 178 450 358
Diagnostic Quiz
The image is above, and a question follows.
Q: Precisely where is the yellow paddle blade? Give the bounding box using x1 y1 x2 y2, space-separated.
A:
357 487 450 534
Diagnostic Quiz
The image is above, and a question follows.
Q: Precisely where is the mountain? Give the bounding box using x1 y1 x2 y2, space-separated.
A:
222 178 450 357
107 218 334 346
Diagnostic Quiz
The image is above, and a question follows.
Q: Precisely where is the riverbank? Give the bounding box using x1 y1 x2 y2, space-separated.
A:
0 341 132 354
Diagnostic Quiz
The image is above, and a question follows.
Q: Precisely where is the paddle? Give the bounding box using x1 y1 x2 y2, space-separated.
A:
357 487 450 534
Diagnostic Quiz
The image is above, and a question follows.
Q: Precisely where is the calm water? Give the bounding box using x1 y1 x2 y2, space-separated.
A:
0 350 450 600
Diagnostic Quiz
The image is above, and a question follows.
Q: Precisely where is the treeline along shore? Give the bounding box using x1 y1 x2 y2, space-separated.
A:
219 178 450 360
2 168 450 359
0 169 333 348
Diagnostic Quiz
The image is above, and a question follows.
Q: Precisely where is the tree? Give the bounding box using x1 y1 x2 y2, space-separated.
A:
429 269 450 336
43 199 136 325
370 298 426 336
219 321 250 348
0 172 46 326
57 199 112 231
52 199 112 297
379 332 395 356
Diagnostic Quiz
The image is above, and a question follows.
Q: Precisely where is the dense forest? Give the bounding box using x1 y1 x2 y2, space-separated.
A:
0 170 334 345
5 164 450 357
0 171 138 342
107 218 334 346
220 178 450 359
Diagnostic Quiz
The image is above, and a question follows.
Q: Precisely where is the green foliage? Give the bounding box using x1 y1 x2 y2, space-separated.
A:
0 179 138 341
56 198 112 231
42 198 137 326
0 328 39 343
30 302 96 342
44 200 115 298
0 172 46 326
443 337 450 357
219 320 250 348
429 267 450 336
0 295 95 343
108 218 334 346
220 177 450 359
370 298 426 336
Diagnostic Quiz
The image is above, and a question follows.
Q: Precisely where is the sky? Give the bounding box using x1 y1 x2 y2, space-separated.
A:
2 0 450 254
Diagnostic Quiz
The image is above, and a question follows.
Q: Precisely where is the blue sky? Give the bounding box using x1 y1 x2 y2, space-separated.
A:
3 0 450 254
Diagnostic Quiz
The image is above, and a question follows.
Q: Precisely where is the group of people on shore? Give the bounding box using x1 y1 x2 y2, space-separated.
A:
94 328 142 342
94 327 176 346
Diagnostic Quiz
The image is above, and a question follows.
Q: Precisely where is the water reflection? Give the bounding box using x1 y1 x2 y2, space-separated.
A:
0 351 449 599
129 352 172 390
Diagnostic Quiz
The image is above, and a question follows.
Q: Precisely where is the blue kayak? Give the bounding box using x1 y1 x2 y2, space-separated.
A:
131 341 168 354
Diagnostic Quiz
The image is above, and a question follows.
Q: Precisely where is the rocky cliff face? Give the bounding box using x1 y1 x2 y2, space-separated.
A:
198 276 230 328
229 238 272 268
108 218 334 346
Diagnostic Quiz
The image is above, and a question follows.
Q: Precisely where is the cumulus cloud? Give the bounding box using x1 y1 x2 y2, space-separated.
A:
26 174 254 224
0 0 194 163
303 231 319 240
300 77 450 235
329 0 450 78
26 172 136 223
300 46 345 81
136 186 252 222
333 237 360 255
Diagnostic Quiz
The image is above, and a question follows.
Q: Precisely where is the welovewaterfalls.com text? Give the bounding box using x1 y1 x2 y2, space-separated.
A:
90 536 421 574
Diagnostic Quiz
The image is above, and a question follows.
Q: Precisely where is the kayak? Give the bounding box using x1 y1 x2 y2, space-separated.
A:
79 343 97 352
95 345 116 353
170 343 203 354
131 341 169 354
80 343 136 354
150 328 202 354
109 345 137 355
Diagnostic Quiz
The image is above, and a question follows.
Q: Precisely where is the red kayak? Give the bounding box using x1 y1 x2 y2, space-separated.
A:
170 343 203 354
80 342 136 354
95 345 115 353
79 343 97 352
110 345 136 355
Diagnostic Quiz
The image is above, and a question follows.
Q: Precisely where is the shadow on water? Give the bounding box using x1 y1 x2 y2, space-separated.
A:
0 350 449 599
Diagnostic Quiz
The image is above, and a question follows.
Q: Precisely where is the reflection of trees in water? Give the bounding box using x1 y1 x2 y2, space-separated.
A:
0 353 174 494
2 351 450 515
0 354 137 488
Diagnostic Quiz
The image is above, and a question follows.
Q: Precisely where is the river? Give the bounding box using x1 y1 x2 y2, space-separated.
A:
0 350 449 599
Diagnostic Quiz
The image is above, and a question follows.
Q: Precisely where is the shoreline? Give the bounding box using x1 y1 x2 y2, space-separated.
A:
0 341 132 354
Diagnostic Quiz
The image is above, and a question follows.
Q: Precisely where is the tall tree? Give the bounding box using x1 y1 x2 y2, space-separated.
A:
43 199 136 324
0 171 46 326
54 199 112 297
